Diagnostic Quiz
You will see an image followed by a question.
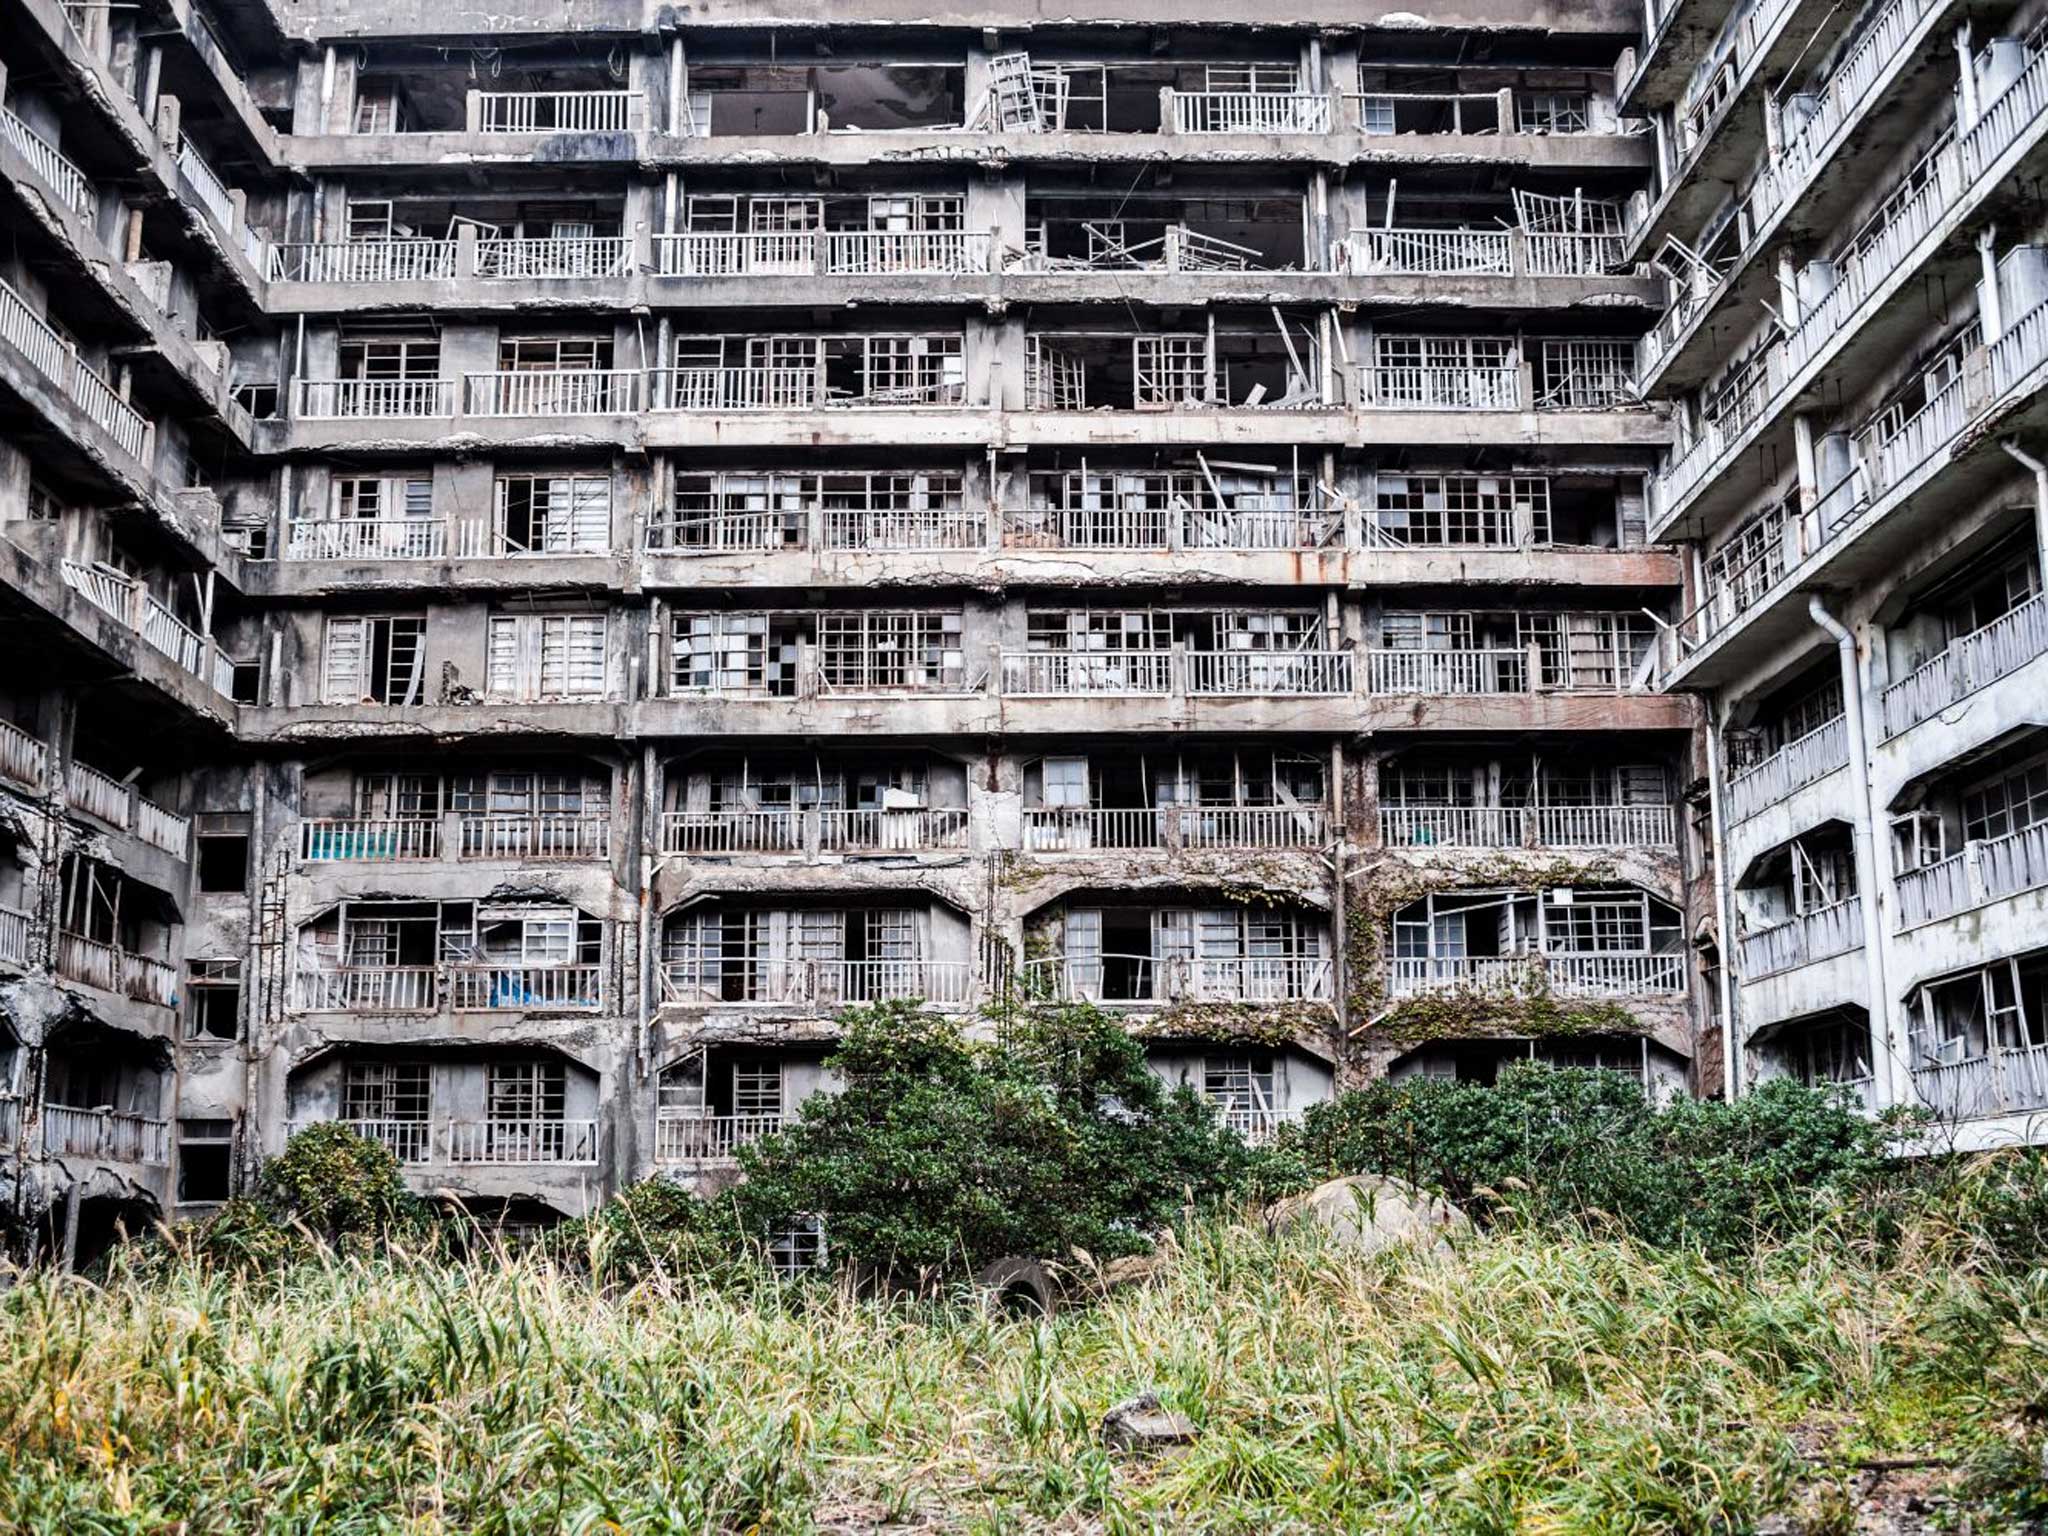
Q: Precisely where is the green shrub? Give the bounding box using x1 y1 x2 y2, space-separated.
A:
548 1176 748 1282
1248 1066 1894 1255
733 1000 1248 1276
256 1122 430 1246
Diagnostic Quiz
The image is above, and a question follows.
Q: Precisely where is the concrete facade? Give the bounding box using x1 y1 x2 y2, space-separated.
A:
0 0 1715 1258
1632 0 2048 1147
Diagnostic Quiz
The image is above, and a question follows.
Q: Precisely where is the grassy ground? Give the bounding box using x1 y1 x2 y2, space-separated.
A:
0 1209 2042 1534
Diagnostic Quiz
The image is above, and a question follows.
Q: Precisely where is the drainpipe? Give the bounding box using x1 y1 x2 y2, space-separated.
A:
636 743 656 1074
1703 699 1742 1100
1809 596 1904 1107
2000 440 2048 589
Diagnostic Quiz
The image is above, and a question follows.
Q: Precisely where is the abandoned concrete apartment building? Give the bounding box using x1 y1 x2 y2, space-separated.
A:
0 0 2028 1261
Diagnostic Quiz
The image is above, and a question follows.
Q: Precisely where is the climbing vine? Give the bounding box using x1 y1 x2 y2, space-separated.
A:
1342 852 1643 1042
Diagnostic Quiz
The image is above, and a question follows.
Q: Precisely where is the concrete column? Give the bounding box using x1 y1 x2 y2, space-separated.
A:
1978 228 2004 341
140 46 162 120
1792 412 1820 509
1776 251 1799 330
154 93 181 151
1955 25 1979 132
667 35 687 134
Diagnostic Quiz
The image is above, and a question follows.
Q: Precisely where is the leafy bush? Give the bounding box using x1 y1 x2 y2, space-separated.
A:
1248 1066 1895 1255
733 1000 1248 1276
547 1176 748 1282
256 1121 430 1245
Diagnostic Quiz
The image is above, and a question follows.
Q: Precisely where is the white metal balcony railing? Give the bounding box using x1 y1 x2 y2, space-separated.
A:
295 378 455 419
1186 650 1355 695
1378 803 1678 850
1896 820 2048 928
58 560 229 695
658 231 820 277
448 1118 601 1165
999 650 1176 697
1022 953 1335 1004
661 806 972 855
0 717 47 788
286 518 452 561
474 236 631 279
1881 595 2048 738
1338 228 1627 279
54 930 178 1006
464 370 642 416
175 136 234 230
1367 365 1521 410
1 105 94 216
0 904 32 968
1217 1105 1289 1147
299 817 442 862
654 1112 785 1162
1171 91 1333 134
657 366 819 411
1738 897 1864 979
1386 952 1686 998
1366 648 1530 695
822 506 985 551
1021 804 1331 852
1724 717 1850 823
41 1103 170 1165
293 964 602 1012
65 759 130 827
0 278 150 460
457 815 612 860
476 90 641 134
134 795 190 856
295 1117 599 1165
824 230 993 275
270 241 460 283
1912 1042 2048 1120
660 957 976 1007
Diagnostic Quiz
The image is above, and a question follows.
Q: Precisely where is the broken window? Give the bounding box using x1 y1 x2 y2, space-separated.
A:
1371 475 1549 546
816 611 964 692
184 959 242 1041
322 616 427 705
486 614 607 700
1516 92 1591 134
494 474 610 554
671 613 799 694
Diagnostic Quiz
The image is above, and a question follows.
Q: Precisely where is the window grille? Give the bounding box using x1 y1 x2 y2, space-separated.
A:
322 616 427 704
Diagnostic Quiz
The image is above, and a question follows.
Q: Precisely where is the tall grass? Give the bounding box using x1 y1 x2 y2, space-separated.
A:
0 1202 2038 1534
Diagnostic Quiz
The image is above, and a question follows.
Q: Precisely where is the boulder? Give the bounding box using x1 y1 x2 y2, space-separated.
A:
1265 1174 1471 1259
1100 1391 1199 1453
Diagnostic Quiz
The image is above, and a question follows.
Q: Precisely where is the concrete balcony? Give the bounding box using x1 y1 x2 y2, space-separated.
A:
1633 0 1954 393
1022 953 1334 1004
54 931 177 1008
661 807 969 858
1338 227 1627 279
64 760 190 856
1881 594 2048 740
1896 822 2048 930
291 964 604 1014
0 904 30 970
1387 952 1687 998
1738 898 1863 980
56 560 234 699
1912 1043 2048 1122
39 1102 169 1166
0 717 48 791
660 957 976 1009
0 276 152 466
1725 717 1849 825
1378 803 1678 850
653 1112 784 1165
0 103 94 217
1651 40 2048 545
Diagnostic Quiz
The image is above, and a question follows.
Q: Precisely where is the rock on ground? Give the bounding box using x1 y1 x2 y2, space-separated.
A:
1265 1174 1472 1259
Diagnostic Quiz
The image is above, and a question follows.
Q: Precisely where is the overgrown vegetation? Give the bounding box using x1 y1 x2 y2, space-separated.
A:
728 1000 1250 1277
5 1158 2048 1531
